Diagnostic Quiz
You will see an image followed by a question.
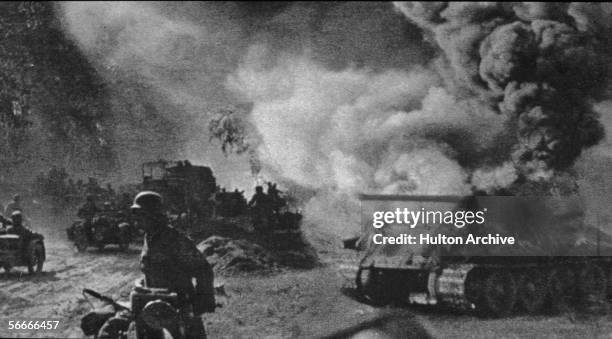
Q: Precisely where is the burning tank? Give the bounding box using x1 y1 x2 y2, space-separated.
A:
353 193 612 317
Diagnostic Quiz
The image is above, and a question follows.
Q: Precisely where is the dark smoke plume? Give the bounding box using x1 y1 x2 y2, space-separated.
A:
394 2 612 181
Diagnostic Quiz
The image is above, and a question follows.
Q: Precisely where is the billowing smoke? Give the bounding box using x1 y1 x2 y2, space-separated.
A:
224 2 612 239
394 2 612 180
230 3 612 198
227 41 504 196
229 53 488 195
58 2 254 187
56 3 612 238
57 2 430 191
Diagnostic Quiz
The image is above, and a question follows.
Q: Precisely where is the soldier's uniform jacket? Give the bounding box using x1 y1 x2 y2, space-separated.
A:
141 224 215 314
248 192 270 209
7 224 34 239
77 202 99 220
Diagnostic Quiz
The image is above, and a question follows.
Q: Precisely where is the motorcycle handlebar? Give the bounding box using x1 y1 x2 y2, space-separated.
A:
82 288 130 311
83 288 104 300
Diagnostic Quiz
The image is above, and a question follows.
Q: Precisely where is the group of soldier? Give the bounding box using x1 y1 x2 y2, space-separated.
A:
80 182 288 337
1 170 219 337
208 182 287 224
1 171 293 336
34 166 134 211
247 182 287 230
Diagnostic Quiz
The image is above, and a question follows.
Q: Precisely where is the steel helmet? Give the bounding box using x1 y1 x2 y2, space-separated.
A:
11 210 22 223
131 191 163 212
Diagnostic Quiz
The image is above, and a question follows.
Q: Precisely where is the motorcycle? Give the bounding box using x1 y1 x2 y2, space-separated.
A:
81 280 206 339
68 211 133 252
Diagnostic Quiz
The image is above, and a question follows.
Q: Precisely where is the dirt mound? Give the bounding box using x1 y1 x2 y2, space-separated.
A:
198 236 276 274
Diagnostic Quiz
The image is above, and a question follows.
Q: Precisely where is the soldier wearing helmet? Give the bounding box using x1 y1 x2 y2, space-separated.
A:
5 194 23 218
6 211 34 243
5 211 34 260
78 195 99 221
248 186 272 231
77 195 99 240
132 191 215 333
96 192 215 339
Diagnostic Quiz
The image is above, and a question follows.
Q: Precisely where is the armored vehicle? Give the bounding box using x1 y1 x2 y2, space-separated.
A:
354 194 612 317
217 190 247 217
67 210 132 252
142 160 216 224
0 232 45 274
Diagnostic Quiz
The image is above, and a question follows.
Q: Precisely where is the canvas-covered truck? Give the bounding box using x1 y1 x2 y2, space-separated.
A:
354 194 612 317
141 160 217 224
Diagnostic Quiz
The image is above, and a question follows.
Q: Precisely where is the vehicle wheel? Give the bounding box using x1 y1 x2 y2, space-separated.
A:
465 268 486 307
481 269 517 317
118 230 130 252
516 270 547 314
547 267 573 313
119 240 129 252
3 263 11 273
97 243 105 251
576 264 607 304
74 230 88 252
356 267 391 306
602 263 612 298
355 266 368 295
27 243 44 275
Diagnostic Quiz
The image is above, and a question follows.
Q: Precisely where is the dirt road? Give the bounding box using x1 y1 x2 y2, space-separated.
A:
0 236 141 338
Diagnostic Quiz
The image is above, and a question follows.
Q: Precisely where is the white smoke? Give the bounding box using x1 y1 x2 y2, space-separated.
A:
58 2 255 188
58 3 612 239
59 2 236 114
229 50 510 197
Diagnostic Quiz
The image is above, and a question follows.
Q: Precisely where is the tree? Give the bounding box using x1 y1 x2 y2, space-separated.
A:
208 108 250 155
0 2 116 179
208 108 262 176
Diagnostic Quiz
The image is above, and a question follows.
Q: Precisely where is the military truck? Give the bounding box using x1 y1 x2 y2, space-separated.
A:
141 160 216 224
0 232 45 274
354 194 612 317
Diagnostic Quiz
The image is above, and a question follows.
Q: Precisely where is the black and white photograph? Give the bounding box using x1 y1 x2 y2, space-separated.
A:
1 2 612 338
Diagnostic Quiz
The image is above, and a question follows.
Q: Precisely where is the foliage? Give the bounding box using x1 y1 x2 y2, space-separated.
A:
0 2 115 176
208 108 250 155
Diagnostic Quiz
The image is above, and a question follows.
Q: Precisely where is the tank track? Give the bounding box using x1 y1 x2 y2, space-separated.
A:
356 257 612 317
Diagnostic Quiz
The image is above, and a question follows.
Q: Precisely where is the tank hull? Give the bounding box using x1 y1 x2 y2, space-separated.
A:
355 195 612 316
